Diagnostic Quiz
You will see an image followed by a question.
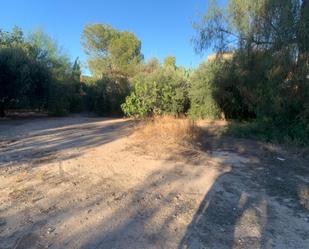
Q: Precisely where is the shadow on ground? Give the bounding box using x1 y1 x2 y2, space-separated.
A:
177 133 309 249
0 116 133 169
0 117 308 249
78 131 309 249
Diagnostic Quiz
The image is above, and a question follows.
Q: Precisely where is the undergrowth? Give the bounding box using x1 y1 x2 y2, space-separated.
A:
225 121 309 147
130 116 200 158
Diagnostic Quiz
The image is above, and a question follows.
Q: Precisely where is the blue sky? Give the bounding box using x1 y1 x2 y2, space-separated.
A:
1 0 224 74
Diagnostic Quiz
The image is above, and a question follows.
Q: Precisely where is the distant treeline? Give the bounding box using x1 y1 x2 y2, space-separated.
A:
0 0 308 145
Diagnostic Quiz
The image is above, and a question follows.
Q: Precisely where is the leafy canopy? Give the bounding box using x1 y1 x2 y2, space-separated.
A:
121 59 190 118
82 24 143 78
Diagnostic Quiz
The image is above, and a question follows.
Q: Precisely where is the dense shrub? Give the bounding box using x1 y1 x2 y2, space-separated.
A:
189 0 309 145
66 81 85 113
0 27 81 117
188 50 309 145
0 47 51 116
46 79 86 116
121 67 190 117
47 81 69 116
85 76 130 116
188 60 221 119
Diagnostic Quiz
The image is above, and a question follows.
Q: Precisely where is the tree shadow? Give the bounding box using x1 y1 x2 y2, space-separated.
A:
0 116 134 169
1 160 210 249
178 167 267 248
178 134 309 249
78 163 212 249
1 119 308 249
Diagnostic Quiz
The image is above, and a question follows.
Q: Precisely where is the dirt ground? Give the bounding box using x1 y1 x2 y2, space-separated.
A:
0 116 308 249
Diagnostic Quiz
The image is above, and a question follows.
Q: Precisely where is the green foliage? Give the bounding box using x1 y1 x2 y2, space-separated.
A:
0 27 85 117
85 76 130 116
227 118 309 147
31 31 85 116
71 57 82 82
163 56 176 70
0 46 50 116
28 29 72 80
0 26 133 117
1 7 307 147
137 58 160 76
121 66 190 118
0 26 32 52
188 60 221 119
188 48 309 144
82 24 143 78
47 80 85 116
48 58 84 116
194 0 306 53
191 0 309 146
47 81 70 116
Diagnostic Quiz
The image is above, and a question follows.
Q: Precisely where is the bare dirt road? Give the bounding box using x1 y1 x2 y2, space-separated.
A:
0 116 308 249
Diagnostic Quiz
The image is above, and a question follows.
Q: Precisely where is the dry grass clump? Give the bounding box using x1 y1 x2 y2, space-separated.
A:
298 184 309 210
130 116 200 158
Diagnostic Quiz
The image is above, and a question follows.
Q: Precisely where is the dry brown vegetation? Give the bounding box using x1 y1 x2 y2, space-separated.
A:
129 116 201 158
129 116 231 160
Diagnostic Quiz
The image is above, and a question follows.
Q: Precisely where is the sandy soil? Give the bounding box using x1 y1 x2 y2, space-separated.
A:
0 116 308 249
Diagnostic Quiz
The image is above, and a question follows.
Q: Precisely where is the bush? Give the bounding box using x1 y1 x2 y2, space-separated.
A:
87 76 130 116
188 60 222 119
67 81 85 113
226 119 309 147
121 67 190 117
0 47 51 116
188 50 309 146
47 81 70 116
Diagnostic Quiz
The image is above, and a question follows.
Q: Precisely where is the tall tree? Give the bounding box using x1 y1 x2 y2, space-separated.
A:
191 0 309 122
81 24 143 78
193 0 307 55
28 29 71 80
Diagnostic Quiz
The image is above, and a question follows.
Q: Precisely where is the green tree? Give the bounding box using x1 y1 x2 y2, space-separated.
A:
192 0 309 145
0 47 50 116
193 0 306 54
81 24 143 78
0 27 52 116
0 26 27 50
188 60 221 119
72 57 82 81
28 29 71 80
